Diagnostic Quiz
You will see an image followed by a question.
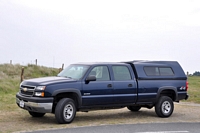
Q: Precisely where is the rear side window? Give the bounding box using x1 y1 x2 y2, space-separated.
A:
112 66 132 80
144 66 174 76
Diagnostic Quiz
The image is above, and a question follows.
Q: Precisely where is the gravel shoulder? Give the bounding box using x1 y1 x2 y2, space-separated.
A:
1 102 200 133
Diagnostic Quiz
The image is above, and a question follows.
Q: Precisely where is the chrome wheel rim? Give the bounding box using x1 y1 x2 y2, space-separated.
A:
63 104 73 120
162 101 171 114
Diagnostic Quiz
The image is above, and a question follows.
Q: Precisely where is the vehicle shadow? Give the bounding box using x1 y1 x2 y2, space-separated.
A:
22 108 156 125
74 108 157 124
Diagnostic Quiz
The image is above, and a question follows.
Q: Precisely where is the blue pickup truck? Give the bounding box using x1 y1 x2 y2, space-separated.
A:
16 61 189 124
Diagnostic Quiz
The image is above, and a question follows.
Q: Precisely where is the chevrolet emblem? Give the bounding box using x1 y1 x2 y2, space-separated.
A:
23 88 28 92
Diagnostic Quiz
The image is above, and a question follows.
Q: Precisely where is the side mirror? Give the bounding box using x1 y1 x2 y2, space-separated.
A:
85 75 96 84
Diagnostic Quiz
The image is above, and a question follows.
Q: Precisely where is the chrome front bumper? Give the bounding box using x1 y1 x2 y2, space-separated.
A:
16 93 53 113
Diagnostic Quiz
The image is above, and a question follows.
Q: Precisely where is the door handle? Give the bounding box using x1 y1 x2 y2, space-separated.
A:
128 84 133 87
107 84 112 88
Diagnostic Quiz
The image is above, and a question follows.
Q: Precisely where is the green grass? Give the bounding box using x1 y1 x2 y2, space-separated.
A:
0 64 58 90
187 76 200 103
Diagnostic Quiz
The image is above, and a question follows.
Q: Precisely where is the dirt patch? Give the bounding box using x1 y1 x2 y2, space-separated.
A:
1 102 200 133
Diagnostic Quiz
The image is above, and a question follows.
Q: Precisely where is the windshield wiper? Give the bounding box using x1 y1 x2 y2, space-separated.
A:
57 75 72 79
64 76 72 79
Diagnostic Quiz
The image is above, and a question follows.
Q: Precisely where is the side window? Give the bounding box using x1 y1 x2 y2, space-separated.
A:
112 66 131 80
88 66 110 81
144 67 159 76
159 67 174 76
144 66 174 76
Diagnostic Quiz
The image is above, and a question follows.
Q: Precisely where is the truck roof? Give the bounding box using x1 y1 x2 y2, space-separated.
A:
125 60 187 80
72 62 126 65
72 61 187 80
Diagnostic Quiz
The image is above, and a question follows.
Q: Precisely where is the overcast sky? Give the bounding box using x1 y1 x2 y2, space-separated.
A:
0 0 200 73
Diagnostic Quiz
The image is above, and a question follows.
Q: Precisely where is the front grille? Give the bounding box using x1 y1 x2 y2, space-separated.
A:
20 85 36 96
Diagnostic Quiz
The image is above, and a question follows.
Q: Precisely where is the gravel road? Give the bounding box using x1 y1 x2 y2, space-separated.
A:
2 102 200 133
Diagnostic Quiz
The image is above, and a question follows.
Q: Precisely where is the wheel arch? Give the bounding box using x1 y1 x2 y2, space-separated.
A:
156 86 178 101
52 88 82 112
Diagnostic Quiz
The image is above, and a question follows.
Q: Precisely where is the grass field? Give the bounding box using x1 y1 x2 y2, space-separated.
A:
187 76 200 103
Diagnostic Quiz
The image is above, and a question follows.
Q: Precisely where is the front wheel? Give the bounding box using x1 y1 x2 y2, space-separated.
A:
155 96 174 118
55 98 76 124
28 111 45 117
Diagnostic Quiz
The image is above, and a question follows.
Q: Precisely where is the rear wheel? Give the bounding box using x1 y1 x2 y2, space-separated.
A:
55 98 76 124
155 96 174 118
28 111 45 117
127 106 141 112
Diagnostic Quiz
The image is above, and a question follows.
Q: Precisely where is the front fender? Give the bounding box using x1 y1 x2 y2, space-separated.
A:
52 88 82 106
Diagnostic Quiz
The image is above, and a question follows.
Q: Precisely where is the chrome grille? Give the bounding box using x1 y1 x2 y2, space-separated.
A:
20 85 36 96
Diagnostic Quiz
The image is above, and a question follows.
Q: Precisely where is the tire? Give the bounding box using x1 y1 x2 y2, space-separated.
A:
55 98 76 124
155 96 174 118
28 111 45 117
127 106 141 112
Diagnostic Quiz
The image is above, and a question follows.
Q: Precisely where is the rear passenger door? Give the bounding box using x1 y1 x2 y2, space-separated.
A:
112 65 137 104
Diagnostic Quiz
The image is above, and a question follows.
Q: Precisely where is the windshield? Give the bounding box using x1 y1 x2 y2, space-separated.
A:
57 64 90 80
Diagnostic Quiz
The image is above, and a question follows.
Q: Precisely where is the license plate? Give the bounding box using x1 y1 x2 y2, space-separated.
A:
19 100 24 108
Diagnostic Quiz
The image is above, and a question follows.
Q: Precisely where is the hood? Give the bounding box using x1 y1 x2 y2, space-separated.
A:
21 76 77 86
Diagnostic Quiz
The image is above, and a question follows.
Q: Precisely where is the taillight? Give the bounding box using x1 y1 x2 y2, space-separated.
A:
186 81 188 91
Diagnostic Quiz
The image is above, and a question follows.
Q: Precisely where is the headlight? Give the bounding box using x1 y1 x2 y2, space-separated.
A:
35 92 45 97
35 86 46 91
34 86 46 97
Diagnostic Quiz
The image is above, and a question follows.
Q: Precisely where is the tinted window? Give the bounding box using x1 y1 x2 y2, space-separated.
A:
89 66 110 81
112 66 131 80
143 67 159 76
159 67 174 75
144 66 174 76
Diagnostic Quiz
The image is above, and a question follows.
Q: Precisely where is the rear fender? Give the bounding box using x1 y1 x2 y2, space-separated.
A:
156 86 178 101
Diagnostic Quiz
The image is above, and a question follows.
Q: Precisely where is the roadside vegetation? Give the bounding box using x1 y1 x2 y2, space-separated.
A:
187 76 200 103
0 63 200 133
0 64 58 111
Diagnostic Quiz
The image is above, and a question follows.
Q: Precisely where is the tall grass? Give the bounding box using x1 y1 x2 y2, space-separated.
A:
0 64 21 93
187 76 200 103
0 64 58 92
0 64 59 111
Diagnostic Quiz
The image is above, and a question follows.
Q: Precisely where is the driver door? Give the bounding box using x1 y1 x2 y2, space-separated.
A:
82 65 113 106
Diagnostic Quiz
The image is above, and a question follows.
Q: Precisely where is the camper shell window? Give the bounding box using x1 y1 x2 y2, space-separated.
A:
144 66 174 76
